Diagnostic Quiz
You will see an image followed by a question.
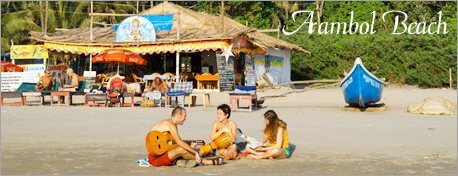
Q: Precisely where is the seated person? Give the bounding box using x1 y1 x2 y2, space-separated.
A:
35 69 54 91
107 74 127 93
147 107 225 167
210 104 240 160
152 77 169 93
61 68 79 91
106 75 126 105
247 110 291 159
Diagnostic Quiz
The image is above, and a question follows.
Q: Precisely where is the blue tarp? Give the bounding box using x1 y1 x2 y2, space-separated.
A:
1 53 10 59
112 14 173 31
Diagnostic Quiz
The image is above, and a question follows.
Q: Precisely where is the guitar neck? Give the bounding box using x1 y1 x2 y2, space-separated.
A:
183 140 205 145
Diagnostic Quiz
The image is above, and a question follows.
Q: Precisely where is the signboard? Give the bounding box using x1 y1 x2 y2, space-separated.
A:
0 72 40 92
22 64 46 73
83 71 96 93
216 51 234 91
10 45 49 59
244 54 256 86
113 14 173 31
116 16 156 42
1 72 23 92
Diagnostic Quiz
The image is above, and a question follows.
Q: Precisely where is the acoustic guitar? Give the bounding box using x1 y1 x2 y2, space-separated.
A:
146 130 205 156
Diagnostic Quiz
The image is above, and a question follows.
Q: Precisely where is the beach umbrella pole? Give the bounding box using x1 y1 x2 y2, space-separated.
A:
89 54 93 71
117 62 120 74
176 52 180 82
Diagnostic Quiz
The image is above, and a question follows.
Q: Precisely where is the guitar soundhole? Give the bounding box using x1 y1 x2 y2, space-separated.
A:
156 136 161 149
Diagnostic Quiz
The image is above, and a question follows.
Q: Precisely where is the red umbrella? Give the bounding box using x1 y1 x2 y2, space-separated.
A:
92 49 147 73
1 62 23 72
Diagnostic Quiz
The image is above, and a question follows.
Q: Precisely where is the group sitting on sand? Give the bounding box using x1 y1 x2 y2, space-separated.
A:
144 104 291 168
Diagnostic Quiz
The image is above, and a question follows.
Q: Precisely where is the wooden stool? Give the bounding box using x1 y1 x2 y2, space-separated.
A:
187 93 211 107
21 92 44 106
120 93 135 107
50 91 71 106
229 94 257 112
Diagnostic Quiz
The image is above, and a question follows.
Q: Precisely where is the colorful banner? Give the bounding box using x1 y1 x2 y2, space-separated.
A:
10 45 49 59
113 14 174 31
253 54 265 65
116 16 156 42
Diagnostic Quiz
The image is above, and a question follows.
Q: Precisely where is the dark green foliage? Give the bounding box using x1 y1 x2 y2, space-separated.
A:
281 2 457 88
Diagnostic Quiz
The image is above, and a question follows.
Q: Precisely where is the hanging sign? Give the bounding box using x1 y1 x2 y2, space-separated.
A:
116 16 156 42
10 45 49 59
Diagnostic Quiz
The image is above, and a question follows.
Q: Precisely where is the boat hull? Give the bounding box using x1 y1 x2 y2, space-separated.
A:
340 63 384 107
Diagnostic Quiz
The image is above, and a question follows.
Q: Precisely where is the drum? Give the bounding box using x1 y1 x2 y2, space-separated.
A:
200 132 231 155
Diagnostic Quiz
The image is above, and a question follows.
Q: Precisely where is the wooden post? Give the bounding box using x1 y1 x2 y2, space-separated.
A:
176 11 181 82
449 67 452 89
136 1 139 14
277 22 280 39
39 1 44 34
221 1 225 36
89 1 93 71
177 11 180 40
44 0 48 36
10 40 15 64
90 1 93 41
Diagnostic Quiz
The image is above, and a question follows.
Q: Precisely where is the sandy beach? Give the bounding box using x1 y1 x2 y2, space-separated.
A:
1 86 456 175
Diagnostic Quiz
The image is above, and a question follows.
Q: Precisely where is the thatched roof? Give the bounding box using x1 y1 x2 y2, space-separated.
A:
30 2 308 54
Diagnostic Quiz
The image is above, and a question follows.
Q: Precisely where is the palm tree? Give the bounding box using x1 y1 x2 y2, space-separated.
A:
1 2 42 50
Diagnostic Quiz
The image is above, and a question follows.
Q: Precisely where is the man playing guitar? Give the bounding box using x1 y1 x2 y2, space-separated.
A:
147 107 224 167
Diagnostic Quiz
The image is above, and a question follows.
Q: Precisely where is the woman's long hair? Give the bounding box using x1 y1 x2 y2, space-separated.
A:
264 110 287 143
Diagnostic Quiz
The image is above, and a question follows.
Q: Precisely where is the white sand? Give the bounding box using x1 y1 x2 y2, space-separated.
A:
1 87 456 175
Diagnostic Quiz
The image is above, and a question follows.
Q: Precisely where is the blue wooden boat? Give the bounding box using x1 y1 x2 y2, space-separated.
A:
340 57 384 107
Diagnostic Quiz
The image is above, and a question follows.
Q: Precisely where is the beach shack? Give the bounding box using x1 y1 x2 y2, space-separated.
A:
29 2 308 91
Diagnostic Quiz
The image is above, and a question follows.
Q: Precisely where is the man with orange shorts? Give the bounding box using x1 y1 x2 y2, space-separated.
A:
147 107 225 167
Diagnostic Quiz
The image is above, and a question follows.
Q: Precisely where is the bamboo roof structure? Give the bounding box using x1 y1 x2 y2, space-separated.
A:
30 2 309 55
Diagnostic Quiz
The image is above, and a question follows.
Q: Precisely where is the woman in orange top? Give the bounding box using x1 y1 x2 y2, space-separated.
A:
248 110 291 159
